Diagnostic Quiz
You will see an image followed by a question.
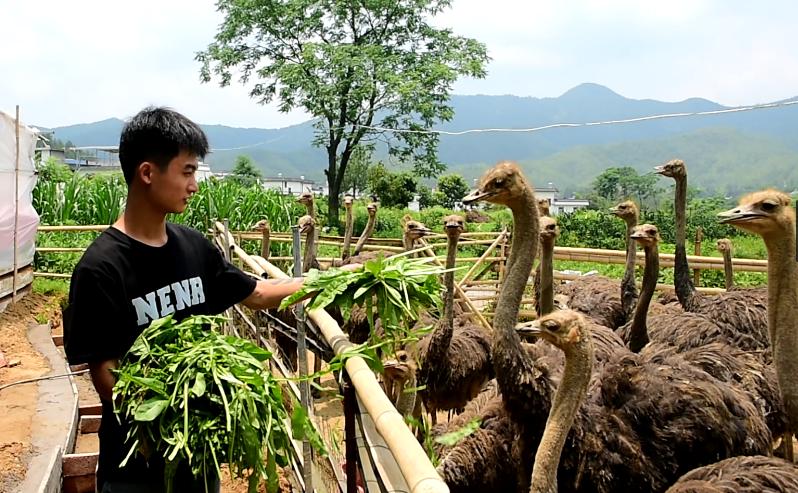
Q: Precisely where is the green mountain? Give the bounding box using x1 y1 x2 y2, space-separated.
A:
41 83 798 192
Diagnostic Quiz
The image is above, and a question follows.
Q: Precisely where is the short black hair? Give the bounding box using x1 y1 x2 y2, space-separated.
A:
119 106 209 185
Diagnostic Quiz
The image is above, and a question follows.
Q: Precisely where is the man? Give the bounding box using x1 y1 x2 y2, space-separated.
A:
63 107 345 492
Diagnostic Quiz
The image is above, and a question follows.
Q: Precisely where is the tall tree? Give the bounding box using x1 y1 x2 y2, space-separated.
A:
436 173 470 209
197 0 489 227
229 155 262 187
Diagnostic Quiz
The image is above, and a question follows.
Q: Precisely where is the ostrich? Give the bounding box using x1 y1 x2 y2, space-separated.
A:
251 219 271 260
343 215 432 266
664 455 798 492
617 224 787 440
534 216 559 317
610 200 640 319
440 161 771 493
715 238 769 302
537 198 551 217
719 189 798 456
351 202 378 257
340 194 355 262
654 159 769 347
382 350 419 418
411 215 493 426
298 215 320 272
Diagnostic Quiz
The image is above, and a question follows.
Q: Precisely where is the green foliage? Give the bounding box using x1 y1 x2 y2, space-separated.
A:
33 171 126 226
196 0 489 226
587 166 661 211
417 185 436 209
113 315 324 493
37 157 73 182
227 155 262 187
367 163 418 208
281 254 445 342
435 174 470 209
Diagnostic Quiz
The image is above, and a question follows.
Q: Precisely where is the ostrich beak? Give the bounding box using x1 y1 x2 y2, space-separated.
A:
629 231 647 239
416 226 433 236
608 206 620 215
718 205 763 224
462 188 496 205
653 165 666 175
515 320 543 338
445 221 462 230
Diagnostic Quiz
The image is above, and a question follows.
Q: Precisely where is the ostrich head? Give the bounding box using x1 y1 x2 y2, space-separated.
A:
462 160 532 207
716 238 733 255
537 198 551 216
553 293 570 311
610 200 639 224
718 189 794 237
297 191 314 207
251 219 271 232
630 223 661 247
653 159 686 178
517 310 592 351
298 214 316 235
539 216 560 241
443 214 465 236
344 195 354 208
404 219 432 240
383 350 417 382
366 202 378 216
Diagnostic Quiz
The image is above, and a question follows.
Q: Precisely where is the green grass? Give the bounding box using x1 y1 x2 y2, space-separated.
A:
32 278 70 297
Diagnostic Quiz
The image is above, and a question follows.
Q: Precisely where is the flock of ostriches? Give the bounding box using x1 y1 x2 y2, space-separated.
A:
259 158 798 493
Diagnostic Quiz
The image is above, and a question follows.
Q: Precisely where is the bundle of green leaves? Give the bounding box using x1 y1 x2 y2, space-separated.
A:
113 314 324 493
280 250 446 342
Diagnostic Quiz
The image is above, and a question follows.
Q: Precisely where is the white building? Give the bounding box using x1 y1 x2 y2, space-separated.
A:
550 198 590 214
261 174 316 196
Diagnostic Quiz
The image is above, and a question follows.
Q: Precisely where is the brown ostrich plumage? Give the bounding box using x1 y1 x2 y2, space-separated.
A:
665 455 798 493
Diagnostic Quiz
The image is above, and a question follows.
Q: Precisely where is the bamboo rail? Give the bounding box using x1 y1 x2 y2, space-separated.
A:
457 230 507 288
213 222 449 493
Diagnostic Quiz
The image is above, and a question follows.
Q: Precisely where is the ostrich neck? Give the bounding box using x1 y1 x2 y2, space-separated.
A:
539 237 555 316
628 242 658 352
621 219 639 318
494 189 540 400
402 232 414 251
763 225 798 430
673 176 698 309
305 202 315 218
394 373 418 417
353 215 376 254
427 233 460 363
342 207 354 260
530 342 593 493
722 250 734 290
303 227 317 272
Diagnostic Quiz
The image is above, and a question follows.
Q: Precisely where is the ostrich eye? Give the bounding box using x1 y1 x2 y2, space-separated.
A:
399 353 407 362
543 321 559 332
494 178 504 186
761 202 777 212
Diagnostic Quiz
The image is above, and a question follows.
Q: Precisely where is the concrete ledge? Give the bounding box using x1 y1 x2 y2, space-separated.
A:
19 323 80 493
78 415 101 434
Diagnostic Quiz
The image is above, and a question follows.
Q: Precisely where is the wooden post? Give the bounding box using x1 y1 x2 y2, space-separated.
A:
457 229 506 288
12 106 20 302
693 227 703 287
292 224 314 492
343 374 359 493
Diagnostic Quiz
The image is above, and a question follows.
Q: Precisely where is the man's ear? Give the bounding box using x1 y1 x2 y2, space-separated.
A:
139 162 155 185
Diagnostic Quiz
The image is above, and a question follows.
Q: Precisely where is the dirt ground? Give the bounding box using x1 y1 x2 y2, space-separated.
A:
0 292 60 492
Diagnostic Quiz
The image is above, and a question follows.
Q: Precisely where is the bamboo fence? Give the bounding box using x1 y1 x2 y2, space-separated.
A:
212 222 449 493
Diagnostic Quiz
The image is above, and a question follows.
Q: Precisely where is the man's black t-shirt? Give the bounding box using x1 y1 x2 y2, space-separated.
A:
63 223 257 488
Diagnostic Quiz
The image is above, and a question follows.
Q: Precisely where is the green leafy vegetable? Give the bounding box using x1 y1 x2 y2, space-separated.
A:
113 314 325 493
280 251 448 342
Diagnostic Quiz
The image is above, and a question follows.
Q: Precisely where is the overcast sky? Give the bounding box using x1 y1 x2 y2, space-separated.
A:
3 0 797 130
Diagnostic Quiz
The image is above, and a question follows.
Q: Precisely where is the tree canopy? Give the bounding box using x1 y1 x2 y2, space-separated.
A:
197 0 489 226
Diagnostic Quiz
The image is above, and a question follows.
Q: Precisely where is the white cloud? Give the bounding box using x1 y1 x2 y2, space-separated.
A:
3 0 796 130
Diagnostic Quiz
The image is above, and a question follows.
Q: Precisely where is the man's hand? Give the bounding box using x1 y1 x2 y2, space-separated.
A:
89 359 118 402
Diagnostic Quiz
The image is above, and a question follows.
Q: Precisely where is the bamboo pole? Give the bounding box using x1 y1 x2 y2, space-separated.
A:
37 225 108 232
457 229 507 288
13 106 20 301
214 222 449 493
33 272 72 279
36 247 87 253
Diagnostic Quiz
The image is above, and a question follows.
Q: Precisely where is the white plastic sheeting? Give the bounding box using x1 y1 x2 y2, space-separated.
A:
0 109 39 280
